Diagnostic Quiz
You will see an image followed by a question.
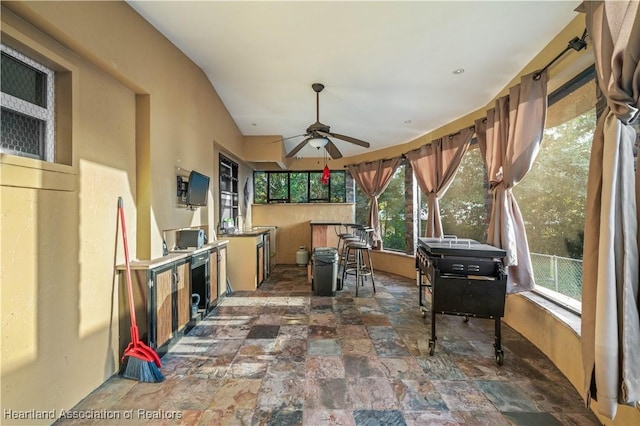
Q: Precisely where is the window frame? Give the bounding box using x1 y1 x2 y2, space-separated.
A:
525 65 597 314
1 43 55 162
253 170 347 204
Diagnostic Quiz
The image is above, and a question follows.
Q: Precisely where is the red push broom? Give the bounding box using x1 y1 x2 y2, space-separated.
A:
118 197 165 382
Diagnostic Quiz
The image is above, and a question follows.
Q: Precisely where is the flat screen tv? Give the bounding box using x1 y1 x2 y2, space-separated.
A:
186 170 210 207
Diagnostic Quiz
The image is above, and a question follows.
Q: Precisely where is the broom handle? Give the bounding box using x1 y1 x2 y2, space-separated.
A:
118 197 139 340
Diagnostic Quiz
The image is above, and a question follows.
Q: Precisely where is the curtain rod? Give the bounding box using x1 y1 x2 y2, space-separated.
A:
343 123 482 168
343 155 405 168
533 29 588 81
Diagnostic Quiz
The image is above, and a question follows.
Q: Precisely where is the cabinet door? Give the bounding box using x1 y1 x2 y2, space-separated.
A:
119 269 149 361
218 246 227 298
263 233 270 279
209 249 218 310
257 243 265 285
269 228 277 269
175 260 191 333
154 267 174 348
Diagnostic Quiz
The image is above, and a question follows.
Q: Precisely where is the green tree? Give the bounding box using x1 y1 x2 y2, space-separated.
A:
254 171 267 203
438 146 487 241
354 165 407 251
290 172 308 203
378 165 406 250
330 171 345 202
516 110 594 259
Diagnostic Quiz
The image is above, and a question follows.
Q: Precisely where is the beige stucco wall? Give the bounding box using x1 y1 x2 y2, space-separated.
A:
252 204 355 264
1 3 637 425
1 1 243 421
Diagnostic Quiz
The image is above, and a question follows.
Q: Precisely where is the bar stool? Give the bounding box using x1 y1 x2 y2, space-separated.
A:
342 227 376 296
337 225 364 279
334 224 356 260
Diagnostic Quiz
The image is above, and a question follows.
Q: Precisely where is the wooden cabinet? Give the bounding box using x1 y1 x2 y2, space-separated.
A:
218 245 227 298
117 242 228 362
257 241 265 285
118 257 190 360
206 243 228 309
148 258 190 355
209 249 218 310
268 227 277 272
225 232 267 291
153 265 174 349
175 260 191 333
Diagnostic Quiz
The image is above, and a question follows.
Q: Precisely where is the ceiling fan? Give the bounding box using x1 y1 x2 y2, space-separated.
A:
285 83 370 160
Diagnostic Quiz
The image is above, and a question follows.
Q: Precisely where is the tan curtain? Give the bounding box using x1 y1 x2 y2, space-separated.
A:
578 1 640 419
474 71 548 293
347 157 401 248
406 127 473 237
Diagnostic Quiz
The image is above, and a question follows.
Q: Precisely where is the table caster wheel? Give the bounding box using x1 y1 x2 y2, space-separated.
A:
463 316 469 323
495 350 504 366
428 340 435 356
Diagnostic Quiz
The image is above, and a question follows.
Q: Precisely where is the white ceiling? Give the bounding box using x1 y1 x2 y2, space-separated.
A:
127 0 581 159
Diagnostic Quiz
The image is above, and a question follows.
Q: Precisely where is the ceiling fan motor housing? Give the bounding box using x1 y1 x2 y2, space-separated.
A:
307 122 330 134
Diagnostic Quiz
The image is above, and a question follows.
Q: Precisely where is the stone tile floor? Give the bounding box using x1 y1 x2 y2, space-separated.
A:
56 265 601 425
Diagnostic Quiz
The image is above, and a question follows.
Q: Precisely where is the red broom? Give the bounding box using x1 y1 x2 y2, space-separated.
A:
118 197 164 382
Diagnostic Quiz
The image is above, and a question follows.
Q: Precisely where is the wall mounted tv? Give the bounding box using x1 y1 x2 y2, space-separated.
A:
186 170 210 207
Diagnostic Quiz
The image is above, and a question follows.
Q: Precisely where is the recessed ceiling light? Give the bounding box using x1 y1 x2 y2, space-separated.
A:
452 68 465 75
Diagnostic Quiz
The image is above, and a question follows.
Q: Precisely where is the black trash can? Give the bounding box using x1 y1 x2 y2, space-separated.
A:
312 247 338 296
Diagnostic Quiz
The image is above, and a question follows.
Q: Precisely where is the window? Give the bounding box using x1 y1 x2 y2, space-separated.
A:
219 154 239 224
515 66 596 309
355 163 407 252
1 44 55 162
268 172 289 202
290 172 307 203
253 170 347 204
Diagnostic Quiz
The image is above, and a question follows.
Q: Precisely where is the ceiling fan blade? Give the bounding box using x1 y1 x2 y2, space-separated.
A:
325 139 342 159
321 131 370 148
268 133 308 144
285 138 310 158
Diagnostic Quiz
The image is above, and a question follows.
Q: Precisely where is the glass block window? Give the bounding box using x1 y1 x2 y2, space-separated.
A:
1 44 55 161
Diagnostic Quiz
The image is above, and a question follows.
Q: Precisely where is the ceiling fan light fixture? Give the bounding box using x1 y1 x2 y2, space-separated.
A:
308 136 328 149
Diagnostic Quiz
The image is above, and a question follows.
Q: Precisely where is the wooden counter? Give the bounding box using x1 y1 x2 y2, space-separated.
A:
116 240 229 270
310 221 358 252
224 229 270 291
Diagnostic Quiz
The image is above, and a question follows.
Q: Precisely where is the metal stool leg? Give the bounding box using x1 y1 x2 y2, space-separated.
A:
355 248 360 297
367 247 376 293
341 244 350 288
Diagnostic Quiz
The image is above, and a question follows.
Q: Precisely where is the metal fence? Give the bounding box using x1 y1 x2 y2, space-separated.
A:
530 253 583 302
